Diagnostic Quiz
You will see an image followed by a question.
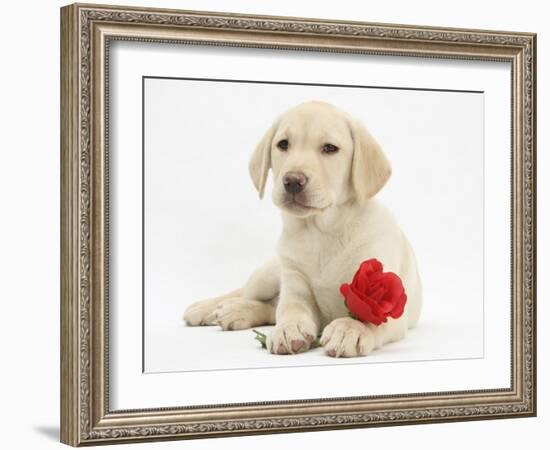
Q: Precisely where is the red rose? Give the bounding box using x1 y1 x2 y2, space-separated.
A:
339 259 407 326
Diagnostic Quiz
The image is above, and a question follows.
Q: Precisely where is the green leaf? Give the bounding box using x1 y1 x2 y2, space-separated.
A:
309 338 322 349
252 329 267 349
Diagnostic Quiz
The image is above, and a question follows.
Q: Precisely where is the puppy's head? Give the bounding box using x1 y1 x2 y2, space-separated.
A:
249 101 391 217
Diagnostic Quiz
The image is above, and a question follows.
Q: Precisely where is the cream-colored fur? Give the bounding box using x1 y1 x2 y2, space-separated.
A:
183 101 422 358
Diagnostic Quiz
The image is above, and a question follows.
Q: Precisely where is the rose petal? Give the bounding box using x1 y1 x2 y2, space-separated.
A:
355 273 369 292
370 259 384 273
369 285 386 303
352 285 385 317
360 259 383 275
389 293 407 319
383 273 404 297
340 283 350 297
350 270 361 286
344 287 385 325
369 272 384 283
378 300 395 314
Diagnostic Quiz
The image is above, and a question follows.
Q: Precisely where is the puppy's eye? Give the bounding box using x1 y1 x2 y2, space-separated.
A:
277 139 289 151
322 143 339 154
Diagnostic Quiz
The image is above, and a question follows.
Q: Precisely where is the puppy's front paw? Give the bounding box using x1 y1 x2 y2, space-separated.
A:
320 317 375 358
182 299 219 326
208 298 273 331
267 320 317 355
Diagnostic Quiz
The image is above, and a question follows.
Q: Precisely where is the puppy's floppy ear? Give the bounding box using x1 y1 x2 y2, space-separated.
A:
249 122 277 199
349 118 392 202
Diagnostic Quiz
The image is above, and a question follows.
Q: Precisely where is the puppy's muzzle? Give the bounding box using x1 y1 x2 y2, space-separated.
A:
283 172 308 194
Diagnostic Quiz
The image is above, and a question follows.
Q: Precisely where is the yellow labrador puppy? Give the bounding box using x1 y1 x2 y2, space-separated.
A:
183 101 422 357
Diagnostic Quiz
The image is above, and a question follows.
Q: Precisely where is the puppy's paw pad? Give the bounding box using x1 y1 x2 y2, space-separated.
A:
291 339 305 353
277 343 289 354
267 320 317 355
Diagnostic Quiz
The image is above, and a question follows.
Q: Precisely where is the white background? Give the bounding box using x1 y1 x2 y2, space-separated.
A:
143 76 486 373
0 0 547 449
111 32 510 410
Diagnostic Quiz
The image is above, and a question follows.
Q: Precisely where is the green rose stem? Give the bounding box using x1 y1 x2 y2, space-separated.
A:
252 329 322 350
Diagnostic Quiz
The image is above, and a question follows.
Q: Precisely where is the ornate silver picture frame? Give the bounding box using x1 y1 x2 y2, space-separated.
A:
60 3 536 446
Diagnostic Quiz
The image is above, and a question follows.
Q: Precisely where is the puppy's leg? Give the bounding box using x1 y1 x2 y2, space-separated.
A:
320 316 408 358
183 258 280 329
267 269 322 355
207 258 280 330
405 271 423 329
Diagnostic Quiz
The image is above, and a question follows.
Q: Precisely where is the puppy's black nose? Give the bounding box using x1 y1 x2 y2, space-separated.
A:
283 172 308 194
